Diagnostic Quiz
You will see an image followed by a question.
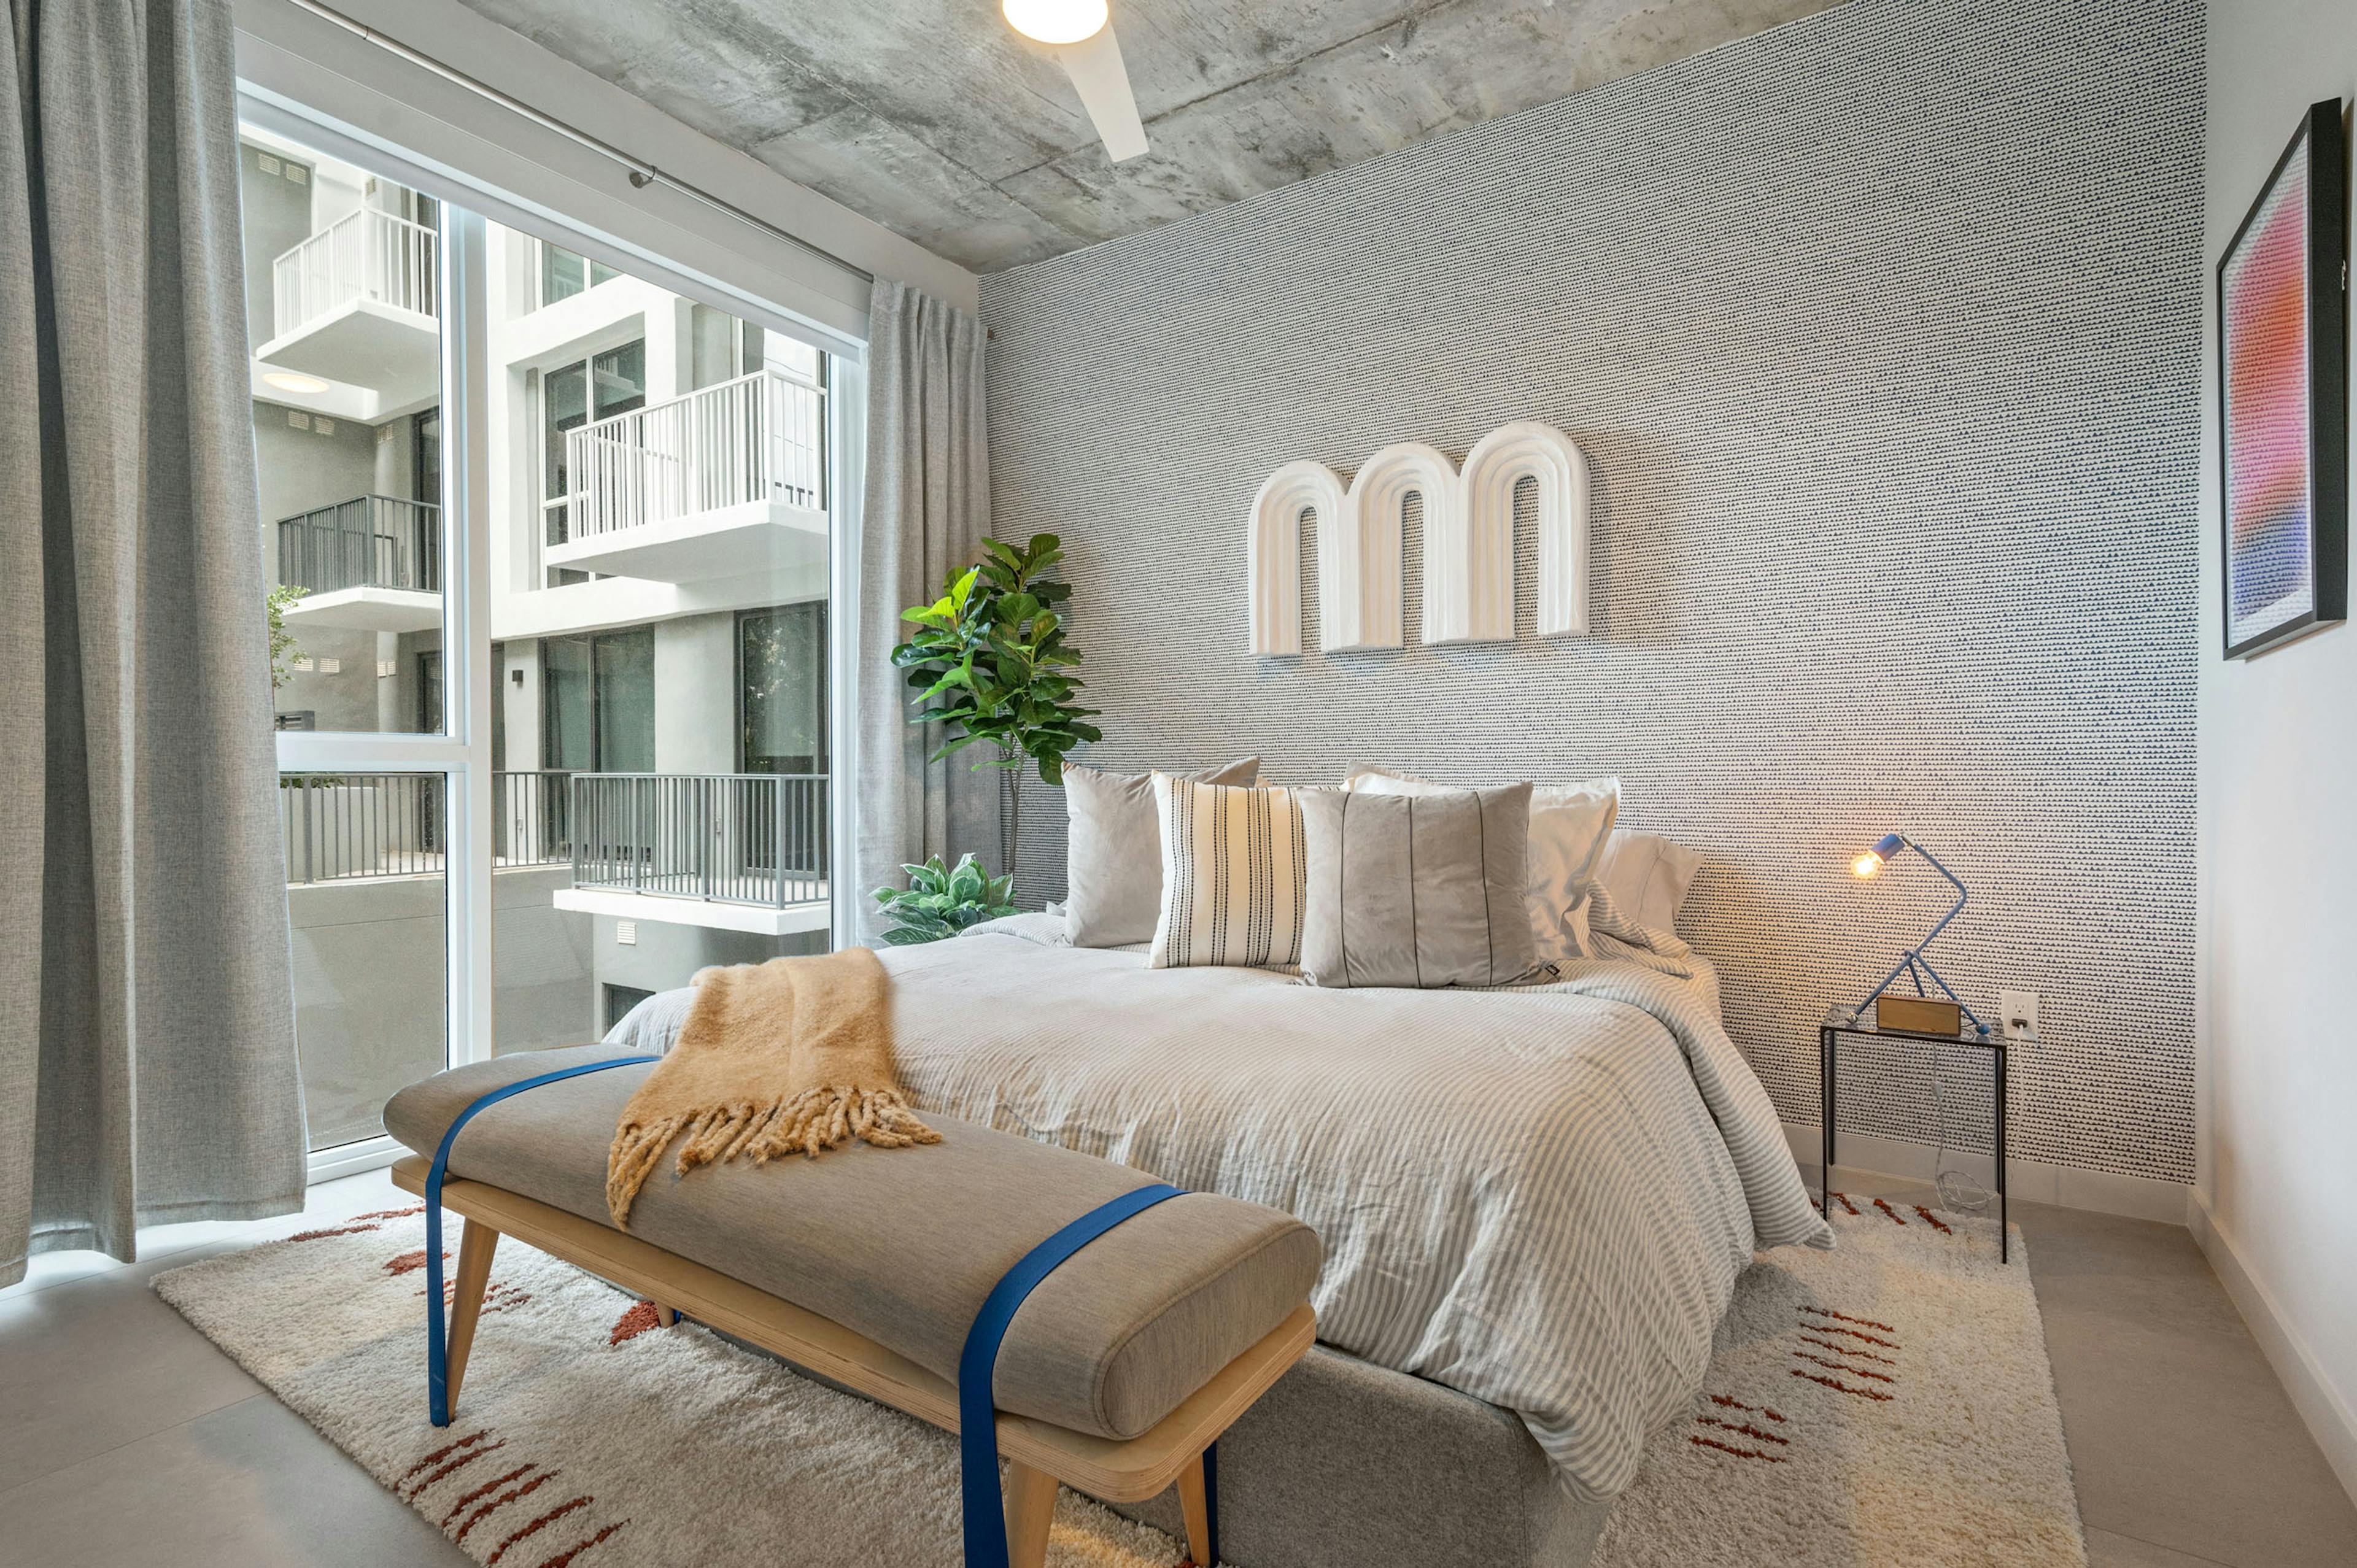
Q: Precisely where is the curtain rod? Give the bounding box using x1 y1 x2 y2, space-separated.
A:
282 0 874 286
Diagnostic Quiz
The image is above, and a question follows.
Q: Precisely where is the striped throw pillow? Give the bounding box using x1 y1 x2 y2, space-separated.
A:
1147 773 1309 969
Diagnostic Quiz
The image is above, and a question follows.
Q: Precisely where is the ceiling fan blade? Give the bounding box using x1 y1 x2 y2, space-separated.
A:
1055 25 1148 162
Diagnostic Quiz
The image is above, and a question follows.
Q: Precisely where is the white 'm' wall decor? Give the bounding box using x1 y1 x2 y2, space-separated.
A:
1336 443 1452 651
1462 422 1592 639
1247 422 1592 654
1247 461 1346 656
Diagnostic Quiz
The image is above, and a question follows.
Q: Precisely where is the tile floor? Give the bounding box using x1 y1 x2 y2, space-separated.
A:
1 1168 2353 1567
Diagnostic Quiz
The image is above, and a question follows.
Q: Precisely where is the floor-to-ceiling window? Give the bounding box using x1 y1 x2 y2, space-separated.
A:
242 83 850 1174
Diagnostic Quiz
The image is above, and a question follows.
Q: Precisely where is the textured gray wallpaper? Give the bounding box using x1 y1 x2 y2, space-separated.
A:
977 0 2202 1183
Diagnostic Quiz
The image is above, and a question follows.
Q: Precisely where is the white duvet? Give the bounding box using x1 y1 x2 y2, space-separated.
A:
614 914 1829 1500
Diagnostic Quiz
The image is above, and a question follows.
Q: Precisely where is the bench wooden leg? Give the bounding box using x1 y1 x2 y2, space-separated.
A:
652 1302 678 1327
1177 1450 1213 1566
444 1219 501 1413
1002 1458 1058 1568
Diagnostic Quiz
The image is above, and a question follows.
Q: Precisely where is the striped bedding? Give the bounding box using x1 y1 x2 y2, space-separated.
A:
610 916 1832 1502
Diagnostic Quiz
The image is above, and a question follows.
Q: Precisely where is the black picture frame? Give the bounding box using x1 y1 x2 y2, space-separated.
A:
2217 98 2349 660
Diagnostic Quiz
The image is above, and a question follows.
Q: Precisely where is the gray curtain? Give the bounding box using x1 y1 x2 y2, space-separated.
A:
1 0 307 1288
854 280 994 940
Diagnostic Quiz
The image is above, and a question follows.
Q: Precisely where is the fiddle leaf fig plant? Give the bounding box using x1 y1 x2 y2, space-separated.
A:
872 854 1019 946
891 531 1100 873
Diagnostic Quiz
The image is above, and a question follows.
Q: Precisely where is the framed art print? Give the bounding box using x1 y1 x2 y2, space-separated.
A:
2218 98 2348 660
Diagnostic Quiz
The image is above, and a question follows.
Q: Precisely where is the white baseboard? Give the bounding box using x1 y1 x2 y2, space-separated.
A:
2186 1188 2357 1512
1781 1121 2190 1224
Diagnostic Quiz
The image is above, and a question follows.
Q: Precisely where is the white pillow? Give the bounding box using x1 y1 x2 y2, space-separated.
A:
1568 828 1702 953
1148 773 1310 970
1344 765 1620 969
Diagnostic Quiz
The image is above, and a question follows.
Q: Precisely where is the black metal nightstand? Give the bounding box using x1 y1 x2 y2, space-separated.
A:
1819 1006 2009 1262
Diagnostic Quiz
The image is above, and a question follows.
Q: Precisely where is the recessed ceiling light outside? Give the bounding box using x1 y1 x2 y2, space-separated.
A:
1003 0 1107 45
262 369 331 395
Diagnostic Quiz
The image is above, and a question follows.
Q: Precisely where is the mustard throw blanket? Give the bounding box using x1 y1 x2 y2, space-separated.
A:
604 947 939 1227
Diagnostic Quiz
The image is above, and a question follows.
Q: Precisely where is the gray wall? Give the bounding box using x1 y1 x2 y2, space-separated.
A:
2199 0 2357 1497
592 918 825 1030
978 0 2204 1183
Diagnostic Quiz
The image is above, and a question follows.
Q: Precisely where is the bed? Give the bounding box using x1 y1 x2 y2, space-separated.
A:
608 913 1830 1567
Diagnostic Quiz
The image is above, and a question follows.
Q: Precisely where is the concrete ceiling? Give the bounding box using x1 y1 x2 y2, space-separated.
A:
452 0 1848 274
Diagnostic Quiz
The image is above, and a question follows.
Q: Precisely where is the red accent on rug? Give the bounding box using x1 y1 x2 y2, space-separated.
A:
384 1248 447 1276
488 1496 594 1564
287 1224 374 1243
539 1520 627 1567
1913 1205 1953 1234
1830 1192 1860 1216
1706 1394 1787 1423
1696 1416 1789 1445
441 1465 536 1530
1689 1434 1786 1462
398 1431 488 1489
1793 1350 1895 1383
454 1471 559 1545
1799 1305 1897 1332
1873 1198 1908 1225
610 1301 663 1346
1790 1368 1894 1402
1800 1321 1900 1350
402 1439 509 1501
1800 1334 1896 1365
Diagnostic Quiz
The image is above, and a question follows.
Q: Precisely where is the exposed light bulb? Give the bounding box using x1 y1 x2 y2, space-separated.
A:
263 369 331 395
1851 851 1885 879
1002 0 1108 45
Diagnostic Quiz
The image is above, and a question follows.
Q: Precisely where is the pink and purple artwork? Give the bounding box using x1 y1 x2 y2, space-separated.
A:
2221 155 2314 650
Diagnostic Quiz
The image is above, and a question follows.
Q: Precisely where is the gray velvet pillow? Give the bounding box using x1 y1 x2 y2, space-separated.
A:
1064 757 1259 947
1299 783 1536 989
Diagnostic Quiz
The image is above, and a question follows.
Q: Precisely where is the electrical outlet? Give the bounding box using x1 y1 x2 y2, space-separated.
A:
2000 989 2040 1042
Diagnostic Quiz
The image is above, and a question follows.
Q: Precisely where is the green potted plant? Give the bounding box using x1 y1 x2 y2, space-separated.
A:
872 854 1020 946
889 531 1099 876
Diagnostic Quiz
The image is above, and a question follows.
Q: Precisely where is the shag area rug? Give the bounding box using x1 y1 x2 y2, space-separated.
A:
155 1193 2082 1568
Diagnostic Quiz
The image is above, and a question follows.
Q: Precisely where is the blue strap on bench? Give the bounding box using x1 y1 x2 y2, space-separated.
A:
424 1054 658 1427
956 1182 1197 1568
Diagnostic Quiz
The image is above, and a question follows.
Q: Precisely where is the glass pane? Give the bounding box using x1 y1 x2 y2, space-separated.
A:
540 242 586 304
592 340 646 419
741 603 826 775
281 770 447 1149
489 217 837 1052
541 634 595 772
543 361 586 511
594 627 656 772
242 125 446 736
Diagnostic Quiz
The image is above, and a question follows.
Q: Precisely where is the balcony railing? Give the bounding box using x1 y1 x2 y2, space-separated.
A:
271 207 439 338
282 771 573 886
277 495 441 595
571 773 828 909
563 366 824 543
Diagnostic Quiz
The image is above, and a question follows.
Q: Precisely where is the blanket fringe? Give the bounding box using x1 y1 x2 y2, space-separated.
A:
605 1087 939 1227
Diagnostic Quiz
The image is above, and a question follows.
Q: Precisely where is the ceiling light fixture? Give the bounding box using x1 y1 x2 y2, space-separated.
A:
262 369 331 395
1002 0 1107 45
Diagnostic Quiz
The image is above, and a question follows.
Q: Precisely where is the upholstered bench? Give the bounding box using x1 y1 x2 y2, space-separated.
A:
383 1044 1322 1568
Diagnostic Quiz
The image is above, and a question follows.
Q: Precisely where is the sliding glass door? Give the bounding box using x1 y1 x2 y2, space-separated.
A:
242 84 852 1176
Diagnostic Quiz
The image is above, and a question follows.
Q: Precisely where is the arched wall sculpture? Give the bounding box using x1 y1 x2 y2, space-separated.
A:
1247 460 1347 657
1245 422 1591 655
1336 443 1454 652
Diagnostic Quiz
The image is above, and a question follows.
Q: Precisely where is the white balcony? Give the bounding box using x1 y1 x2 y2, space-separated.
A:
546 367 827 582
257 208 439 410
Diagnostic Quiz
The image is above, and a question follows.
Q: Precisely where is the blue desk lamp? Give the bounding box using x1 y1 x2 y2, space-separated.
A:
1847 832 1988 1036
